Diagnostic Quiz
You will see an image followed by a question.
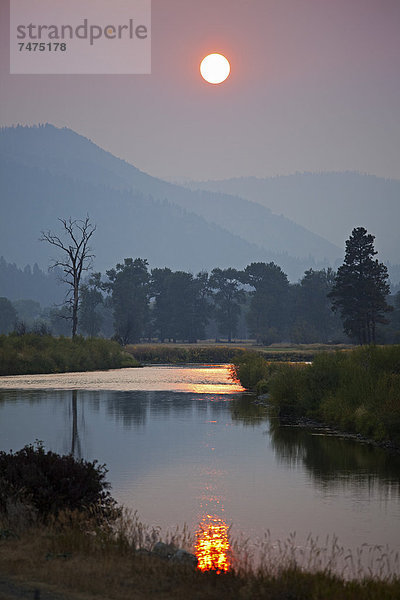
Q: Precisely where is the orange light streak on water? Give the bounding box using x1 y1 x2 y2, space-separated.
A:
195 515 232 573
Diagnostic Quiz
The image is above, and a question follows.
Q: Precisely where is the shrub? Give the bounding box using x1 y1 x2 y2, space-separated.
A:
231 352 272 390
0 442 118 522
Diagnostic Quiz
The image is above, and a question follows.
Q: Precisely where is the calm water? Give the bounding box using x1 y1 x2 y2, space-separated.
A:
1 365 400 572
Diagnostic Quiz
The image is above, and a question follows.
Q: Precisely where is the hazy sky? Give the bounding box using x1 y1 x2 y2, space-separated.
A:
1 0 400 180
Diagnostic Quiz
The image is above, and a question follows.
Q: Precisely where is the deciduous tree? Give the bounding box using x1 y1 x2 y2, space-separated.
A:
79 273 104 337
209 268 244 342
40 216 96 337
150 269 210 342
290 268 340 343
105 258 150 344
243 262 289 344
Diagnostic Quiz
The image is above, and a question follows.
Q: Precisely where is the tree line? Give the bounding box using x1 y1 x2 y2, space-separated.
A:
0 256 63 305
1 260 343 343
1 220 398 345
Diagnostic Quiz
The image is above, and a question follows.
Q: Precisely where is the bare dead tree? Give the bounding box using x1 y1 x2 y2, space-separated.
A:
40 216 96 337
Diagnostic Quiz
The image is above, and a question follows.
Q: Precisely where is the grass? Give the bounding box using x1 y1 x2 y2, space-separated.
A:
1 443 399 599
1 509 400 600
232 345 400 445
0 334 139 376
125 343 249 364
124 342 352 366
229 351 287 393
0 337 352 376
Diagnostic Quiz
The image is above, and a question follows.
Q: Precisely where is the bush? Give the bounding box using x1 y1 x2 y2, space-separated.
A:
0 443 118 521
231 352 274 390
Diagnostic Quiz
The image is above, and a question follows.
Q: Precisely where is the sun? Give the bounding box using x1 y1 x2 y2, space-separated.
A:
200 54 230 84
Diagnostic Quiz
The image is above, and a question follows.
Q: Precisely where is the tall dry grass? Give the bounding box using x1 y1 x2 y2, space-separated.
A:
1 508 400 600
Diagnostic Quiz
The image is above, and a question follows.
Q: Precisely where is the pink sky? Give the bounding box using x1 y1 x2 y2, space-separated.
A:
1 0 399 180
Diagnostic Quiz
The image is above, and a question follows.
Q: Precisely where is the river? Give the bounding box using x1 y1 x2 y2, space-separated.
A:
1 364 399 575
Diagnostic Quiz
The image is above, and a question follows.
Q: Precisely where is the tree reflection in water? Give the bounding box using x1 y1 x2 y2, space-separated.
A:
269 418 400 497
1 379 400 564
70 389 85 458
229 394 269 426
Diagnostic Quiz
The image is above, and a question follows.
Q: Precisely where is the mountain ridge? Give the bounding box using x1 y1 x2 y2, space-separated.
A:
0 124 341 259
1 124 345 280
182 172 400 264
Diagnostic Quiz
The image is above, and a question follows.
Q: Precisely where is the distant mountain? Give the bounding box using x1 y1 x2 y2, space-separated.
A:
0 152 263 276
0 124 342 281
183 172 400 265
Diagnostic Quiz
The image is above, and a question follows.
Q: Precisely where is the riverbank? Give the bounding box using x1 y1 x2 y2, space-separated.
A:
1 514 400 600
233 345 400 447
124 342 352 365
0 334 139 376
1 425 400 598
0 337 352 376
125 342 248 364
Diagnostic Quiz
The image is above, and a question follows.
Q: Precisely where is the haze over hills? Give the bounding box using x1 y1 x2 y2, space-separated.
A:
183 173 400 265
0 124 343 281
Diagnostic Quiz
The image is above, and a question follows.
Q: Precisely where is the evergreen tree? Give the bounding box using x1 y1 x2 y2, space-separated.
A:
329 227 391 344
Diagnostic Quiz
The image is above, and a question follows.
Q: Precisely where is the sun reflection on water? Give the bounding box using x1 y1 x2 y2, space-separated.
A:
195 514 232 573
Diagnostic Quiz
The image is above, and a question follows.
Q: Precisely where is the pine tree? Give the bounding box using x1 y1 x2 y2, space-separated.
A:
329 227 391 344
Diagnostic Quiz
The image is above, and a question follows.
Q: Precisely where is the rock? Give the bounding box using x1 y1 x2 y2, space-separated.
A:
152 541 178 559
149 542 198 567
170 548 198 567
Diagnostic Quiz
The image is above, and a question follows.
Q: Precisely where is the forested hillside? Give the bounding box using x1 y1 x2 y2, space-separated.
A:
0 124 341 280
185 172 400 266
0 257 64 305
